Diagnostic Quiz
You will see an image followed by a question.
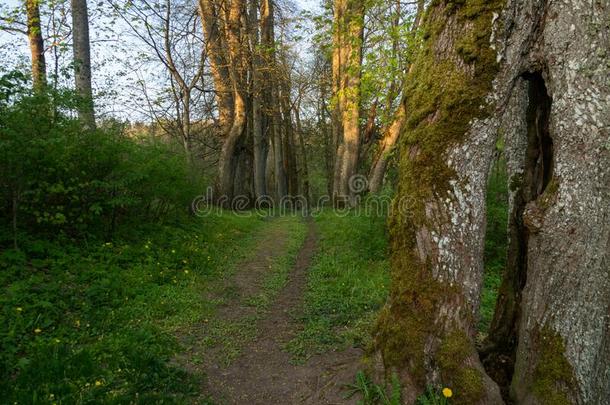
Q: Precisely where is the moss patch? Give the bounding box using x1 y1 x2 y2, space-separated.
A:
531 326 576 405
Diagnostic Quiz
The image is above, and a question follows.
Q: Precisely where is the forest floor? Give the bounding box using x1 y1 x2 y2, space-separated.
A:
0 209 389 403
177 218 363 404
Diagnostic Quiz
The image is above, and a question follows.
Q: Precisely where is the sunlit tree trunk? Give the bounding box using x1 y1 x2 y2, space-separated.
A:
25 0 46 90
71 0 95 128
199 0 234 136
331 0 364 205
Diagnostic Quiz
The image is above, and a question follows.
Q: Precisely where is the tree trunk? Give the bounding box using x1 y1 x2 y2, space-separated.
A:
250 0 267 200
295 97 311 207
198 0 234 136
71 0 95 128
368 102 405 194
217 0 247 202
373 1 505 403
25 0 46 90
376 0 610 404
331 0 364 205
485 1 610 404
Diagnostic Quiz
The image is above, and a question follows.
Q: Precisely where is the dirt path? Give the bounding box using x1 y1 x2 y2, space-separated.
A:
188 219 362 404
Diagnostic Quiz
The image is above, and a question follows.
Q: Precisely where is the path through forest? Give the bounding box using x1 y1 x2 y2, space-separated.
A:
179 218 363 404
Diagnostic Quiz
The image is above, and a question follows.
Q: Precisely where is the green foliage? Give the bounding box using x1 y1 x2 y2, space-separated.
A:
416 386 451 405
479 156 508 332
0 74 203 242
286 210 390 361
345 371 402 405
0 212 266 403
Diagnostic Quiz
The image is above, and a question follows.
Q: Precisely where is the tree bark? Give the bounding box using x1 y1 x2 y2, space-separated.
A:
486 1 610 403
373 1 505 403
367 102 405 194
25 0 46 90
199 0 234 136
331 0 364 205
71 0 95 128
376 0 610 404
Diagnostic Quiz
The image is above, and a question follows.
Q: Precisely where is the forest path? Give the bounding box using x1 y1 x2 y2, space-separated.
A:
181 217 361 404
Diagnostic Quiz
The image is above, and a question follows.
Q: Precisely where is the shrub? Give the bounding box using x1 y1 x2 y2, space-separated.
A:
0 72 203 244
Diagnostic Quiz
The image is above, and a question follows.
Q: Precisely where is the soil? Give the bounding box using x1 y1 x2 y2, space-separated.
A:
181 219 363 404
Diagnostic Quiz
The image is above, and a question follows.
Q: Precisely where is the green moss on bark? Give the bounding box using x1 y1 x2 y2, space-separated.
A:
375 0 505 399
437 331 485 404
531 326 576 405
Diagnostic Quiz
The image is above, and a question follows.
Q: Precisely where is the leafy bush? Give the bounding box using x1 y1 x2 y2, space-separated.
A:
0 72 203 244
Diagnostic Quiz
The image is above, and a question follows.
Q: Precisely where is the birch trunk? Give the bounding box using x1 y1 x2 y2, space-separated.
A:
71 0 95 128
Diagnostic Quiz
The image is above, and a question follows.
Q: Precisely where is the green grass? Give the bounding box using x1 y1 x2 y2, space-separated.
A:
0 212 269 404
480 158 509 333
200 216 308 365
286 210 391 362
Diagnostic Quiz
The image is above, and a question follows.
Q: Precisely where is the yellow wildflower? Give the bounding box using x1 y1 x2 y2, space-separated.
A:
95 380 103 387
16 307 23 312
442 387 453 398
184 270 189 274
34 328 42 334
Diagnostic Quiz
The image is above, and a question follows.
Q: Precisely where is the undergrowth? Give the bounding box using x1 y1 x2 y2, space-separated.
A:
286 210 390 362
0 213 267 403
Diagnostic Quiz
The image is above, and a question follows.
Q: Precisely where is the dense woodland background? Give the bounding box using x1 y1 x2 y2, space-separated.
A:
0 0 608 404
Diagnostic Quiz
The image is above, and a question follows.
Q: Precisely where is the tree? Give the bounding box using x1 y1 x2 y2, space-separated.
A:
375 0 610 404
373 0 505 402
110 0 206 160
71 0 95 127
331 0 364 205
26 0 47 89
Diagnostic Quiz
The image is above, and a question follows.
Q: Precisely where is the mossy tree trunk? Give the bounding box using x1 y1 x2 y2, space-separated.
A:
486 1 610 404
377 0 610 404
373 1 505 403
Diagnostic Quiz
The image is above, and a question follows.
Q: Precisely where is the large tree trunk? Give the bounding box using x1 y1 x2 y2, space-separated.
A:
367 102 405 194
376 0 610 404
198 0 234 136
485 1 610 404
71 0 95 128
250 0 267 200
331 0 364 205
217 0 247 201
25 0 46 90
260 0 286 201
373 1 505 403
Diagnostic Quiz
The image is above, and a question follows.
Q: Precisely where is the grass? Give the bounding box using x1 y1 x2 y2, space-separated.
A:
286 209 391 362
199 216 308 365
479 157 509 333
0 212 269 404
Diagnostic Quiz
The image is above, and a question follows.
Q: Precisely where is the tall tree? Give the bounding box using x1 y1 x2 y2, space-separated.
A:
71 0 95 127
375 0 610 404
331 0 364 205
25 0 46 90
373 0 505 402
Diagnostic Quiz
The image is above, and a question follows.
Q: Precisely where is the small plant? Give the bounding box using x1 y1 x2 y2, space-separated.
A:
416 385 453 405
345 371 401 405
